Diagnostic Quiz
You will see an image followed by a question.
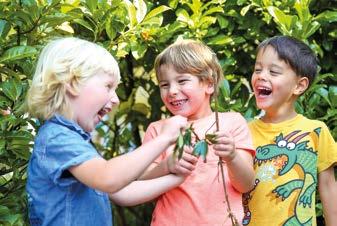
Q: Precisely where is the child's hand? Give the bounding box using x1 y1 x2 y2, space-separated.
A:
167 146 198 176
213 131 236 162
160 115 188 143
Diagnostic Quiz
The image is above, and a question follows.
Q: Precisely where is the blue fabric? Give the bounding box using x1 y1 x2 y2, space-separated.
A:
26 115 113 226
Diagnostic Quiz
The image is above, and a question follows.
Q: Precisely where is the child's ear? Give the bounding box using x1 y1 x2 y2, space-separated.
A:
206 80 215 95
294 77 309 95
65 83 79 97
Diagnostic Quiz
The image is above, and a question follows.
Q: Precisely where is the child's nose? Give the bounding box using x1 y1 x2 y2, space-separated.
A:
168 84 179 96
110 91 120 105
257 70 268 81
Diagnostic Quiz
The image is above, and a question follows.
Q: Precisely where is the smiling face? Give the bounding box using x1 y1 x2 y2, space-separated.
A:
158 64 214 120
251 45 307 118
68 72 119 132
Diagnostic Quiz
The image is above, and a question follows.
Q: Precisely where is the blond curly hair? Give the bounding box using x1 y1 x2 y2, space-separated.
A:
26 37 120 120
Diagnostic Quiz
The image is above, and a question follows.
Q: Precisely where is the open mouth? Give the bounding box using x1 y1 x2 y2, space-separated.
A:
256 87 272 96
170 99 188 106
97 107 110 121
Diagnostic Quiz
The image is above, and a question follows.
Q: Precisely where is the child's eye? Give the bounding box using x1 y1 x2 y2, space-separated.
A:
270 71 281 75
254 68 262 73
178 79 188 84
159 83 168 88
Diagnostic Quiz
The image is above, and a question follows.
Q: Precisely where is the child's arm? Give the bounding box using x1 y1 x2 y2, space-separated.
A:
318 165 337 226
213 131 255 193
110 148 198 206
109 174 184 206
140 147 198 179
68 115 187 193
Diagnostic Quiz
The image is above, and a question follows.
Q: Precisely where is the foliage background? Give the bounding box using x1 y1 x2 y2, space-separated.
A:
0 0 336 225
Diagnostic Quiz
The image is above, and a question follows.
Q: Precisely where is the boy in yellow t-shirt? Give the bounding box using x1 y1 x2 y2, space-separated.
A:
243 36 337 226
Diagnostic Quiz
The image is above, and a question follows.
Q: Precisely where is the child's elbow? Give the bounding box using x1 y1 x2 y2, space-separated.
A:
241 179 255 193
236 177 255 193
93 175 129 194
246 179 256 193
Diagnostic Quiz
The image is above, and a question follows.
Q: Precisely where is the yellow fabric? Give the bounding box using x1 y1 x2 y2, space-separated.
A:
243 114 337 226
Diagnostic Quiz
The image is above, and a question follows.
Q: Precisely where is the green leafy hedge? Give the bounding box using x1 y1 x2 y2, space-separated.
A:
0 0 336 225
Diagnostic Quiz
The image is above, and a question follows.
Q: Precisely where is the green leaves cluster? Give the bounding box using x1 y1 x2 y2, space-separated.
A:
173 125 218 162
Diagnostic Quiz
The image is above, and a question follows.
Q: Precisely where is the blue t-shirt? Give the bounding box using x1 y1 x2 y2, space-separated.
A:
26 115 113 226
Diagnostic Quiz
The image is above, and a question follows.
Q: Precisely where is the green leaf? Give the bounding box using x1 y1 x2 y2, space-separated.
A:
208 34 233 45
174 132 184 159
203 6 223 17
0 210 20 224
315 10 337 23
303 21 320 38
86 0 98 13
267 6 294 31
240 5 252 16
6 131 34 141
144 5 170 22
193 140 208 162
132 103 149 116
216 15 229 29
0 20 10 39
0 139 5 155
205 133 217 144
73 18 95 32
177 133 184 149
134 0 147 23
9 146 31 160
0 95 11 109
131 42 147 60
176 10 192 27
193 140 205 155
1 79 22 102
315 87 331 105
0 46 37 63
294 0 311 22
168 0 178 9
220 79 230 98
186 0 201 15
329 86 337 107
105 19 117 40
308 93 320 107
183 129 192 146
199 16 216 27
125 0 137 27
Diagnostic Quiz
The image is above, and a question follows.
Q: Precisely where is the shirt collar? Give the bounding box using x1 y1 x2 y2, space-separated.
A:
49 114 91 140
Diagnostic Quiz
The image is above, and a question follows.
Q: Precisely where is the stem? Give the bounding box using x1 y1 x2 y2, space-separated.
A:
214 74 239 226
190 127 201 141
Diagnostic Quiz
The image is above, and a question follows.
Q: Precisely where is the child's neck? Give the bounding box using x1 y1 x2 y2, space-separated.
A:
187 108 213 122
261 108 298 123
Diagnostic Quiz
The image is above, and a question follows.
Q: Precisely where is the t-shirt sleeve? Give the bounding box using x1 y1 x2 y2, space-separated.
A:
40 129 101 187
143 122 159 144
317 122 337 173
143 122 166 163
230 113 255 156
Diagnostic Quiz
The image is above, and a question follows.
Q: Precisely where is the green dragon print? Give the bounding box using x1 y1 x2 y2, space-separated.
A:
243 128 321 226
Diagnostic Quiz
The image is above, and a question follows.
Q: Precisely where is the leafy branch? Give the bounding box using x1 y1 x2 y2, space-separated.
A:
173 124 217 162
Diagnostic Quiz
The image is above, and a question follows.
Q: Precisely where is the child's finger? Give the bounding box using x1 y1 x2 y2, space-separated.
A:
178 160 196 171
215 136 233 145
183 146 194 154
182 151 199 164
213 143 235 152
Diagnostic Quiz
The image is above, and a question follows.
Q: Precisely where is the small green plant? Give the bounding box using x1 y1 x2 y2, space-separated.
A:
173 123 217 162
